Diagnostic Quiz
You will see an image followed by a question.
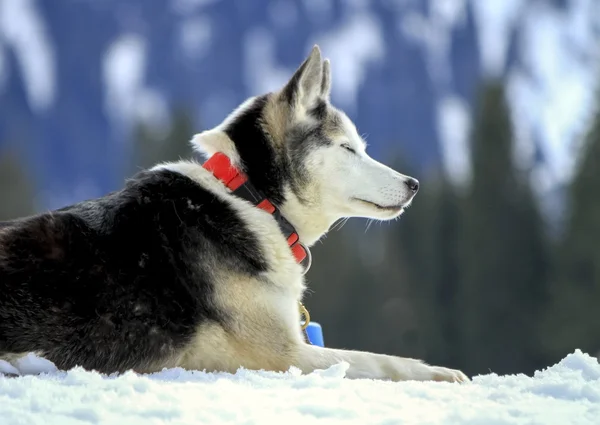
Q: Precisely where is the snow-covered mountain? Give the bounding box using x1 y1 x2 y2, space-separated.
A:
0 0 599 213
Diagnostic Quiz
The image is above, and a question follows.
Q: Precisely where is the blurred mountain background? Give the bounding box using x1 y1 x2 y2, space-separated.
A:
1 0 600 377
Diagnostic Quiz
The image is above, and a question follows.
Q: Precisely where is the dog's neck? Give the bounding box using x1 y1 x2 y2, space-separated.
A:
277 194 338 247
202 152 313 273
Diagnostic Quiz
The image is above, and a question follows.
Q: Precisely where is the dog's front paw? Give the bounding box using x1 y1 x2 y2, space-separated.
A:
428 365 470 383
385 357 470 383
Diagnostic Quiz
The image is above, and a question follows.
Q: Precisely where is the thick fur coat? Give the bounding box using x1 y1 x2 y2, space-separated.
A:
0 46 468 383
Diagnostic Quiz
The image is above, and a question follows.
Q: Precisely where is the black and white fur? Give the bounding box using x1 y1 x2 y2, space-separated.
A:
0 46 468 382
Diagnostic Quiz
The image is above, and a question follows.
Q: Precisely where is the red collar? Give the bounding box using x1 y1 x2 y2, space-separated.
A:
202 152 311 274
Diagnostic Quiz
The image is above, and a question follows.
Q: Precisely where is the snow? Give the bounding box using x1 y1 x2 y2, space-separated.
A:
437 95 472 185
471 0 525 77
317 13 386 112
0 350 599 424
243 28 295 95
178 16 213 60
508 0 600 190
102 33 169 133
0 40 7 93
400 0 467 87
432 0 600 197
102 34 147 128
0 0 56 111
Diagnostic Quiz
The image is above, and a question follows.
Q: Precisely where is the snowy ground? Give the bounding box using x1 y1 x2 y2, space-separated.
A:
0 350 598 425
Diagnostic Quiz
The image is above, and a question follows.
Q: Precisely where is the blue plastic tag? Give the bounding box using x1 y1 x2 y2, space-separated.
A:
305 322 324 347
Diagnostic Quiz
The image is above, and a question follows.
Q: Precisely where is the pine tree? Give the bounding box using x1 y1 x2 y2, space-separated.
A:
381 167 442 362
420 175 464 369
542 82 600 361
457 81 548 376
381 164 467 369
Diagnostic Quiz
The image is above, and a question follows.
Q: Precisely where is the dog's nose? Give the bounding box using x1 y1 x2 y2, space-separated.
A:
405 178 419 193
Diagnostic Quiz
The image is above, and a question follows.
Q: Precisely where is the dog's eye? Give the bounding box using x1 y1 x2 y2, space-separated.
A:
341 143 356 154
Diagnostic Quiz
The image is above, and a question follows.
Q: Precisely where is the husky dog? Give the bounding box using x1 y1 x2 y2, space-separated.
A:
0 46 468 382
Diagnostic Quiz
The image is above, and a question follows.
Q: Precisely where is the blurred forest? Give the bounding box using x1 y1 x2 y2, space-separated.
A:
1 75 599 378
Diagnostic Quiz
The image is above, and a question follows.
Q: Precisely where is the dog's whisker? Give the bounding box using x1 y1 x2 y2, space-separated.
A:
331 218 349 232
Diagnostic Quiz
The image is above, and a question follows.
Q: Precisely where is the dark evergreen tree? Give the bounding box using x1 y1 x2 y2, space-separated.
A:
542 82 600 361
379 161 466 369
457 81 548 376
382 163 444 362
418 174 464 370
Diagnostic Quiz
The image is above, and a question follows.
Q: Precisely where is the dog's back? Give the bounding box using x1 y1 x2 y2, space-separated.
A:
0 169 258 373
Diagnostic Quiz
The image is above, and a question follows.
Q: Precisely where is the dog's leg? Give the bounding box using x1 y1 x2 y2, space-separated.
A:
175 324 468 382
294 343 469 382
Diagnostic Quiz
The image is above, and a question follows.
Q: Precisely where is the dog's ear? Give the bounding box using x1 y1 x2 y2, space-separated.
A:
281 45 328 110
321 58 331 101
191 97 261 166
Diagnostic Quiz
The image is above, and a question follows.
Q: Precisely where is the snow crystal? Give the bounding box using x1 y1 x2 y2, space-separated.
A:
0 350 598 424
243 28 295 95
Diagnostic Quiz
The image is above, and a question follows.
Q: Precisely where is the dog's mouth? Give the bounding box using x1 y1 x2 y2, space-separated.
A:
352 198 405 213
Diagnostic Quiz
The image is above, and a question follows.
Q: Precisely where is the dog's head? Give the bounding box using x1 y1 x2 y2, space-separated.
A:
192 45 419 245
